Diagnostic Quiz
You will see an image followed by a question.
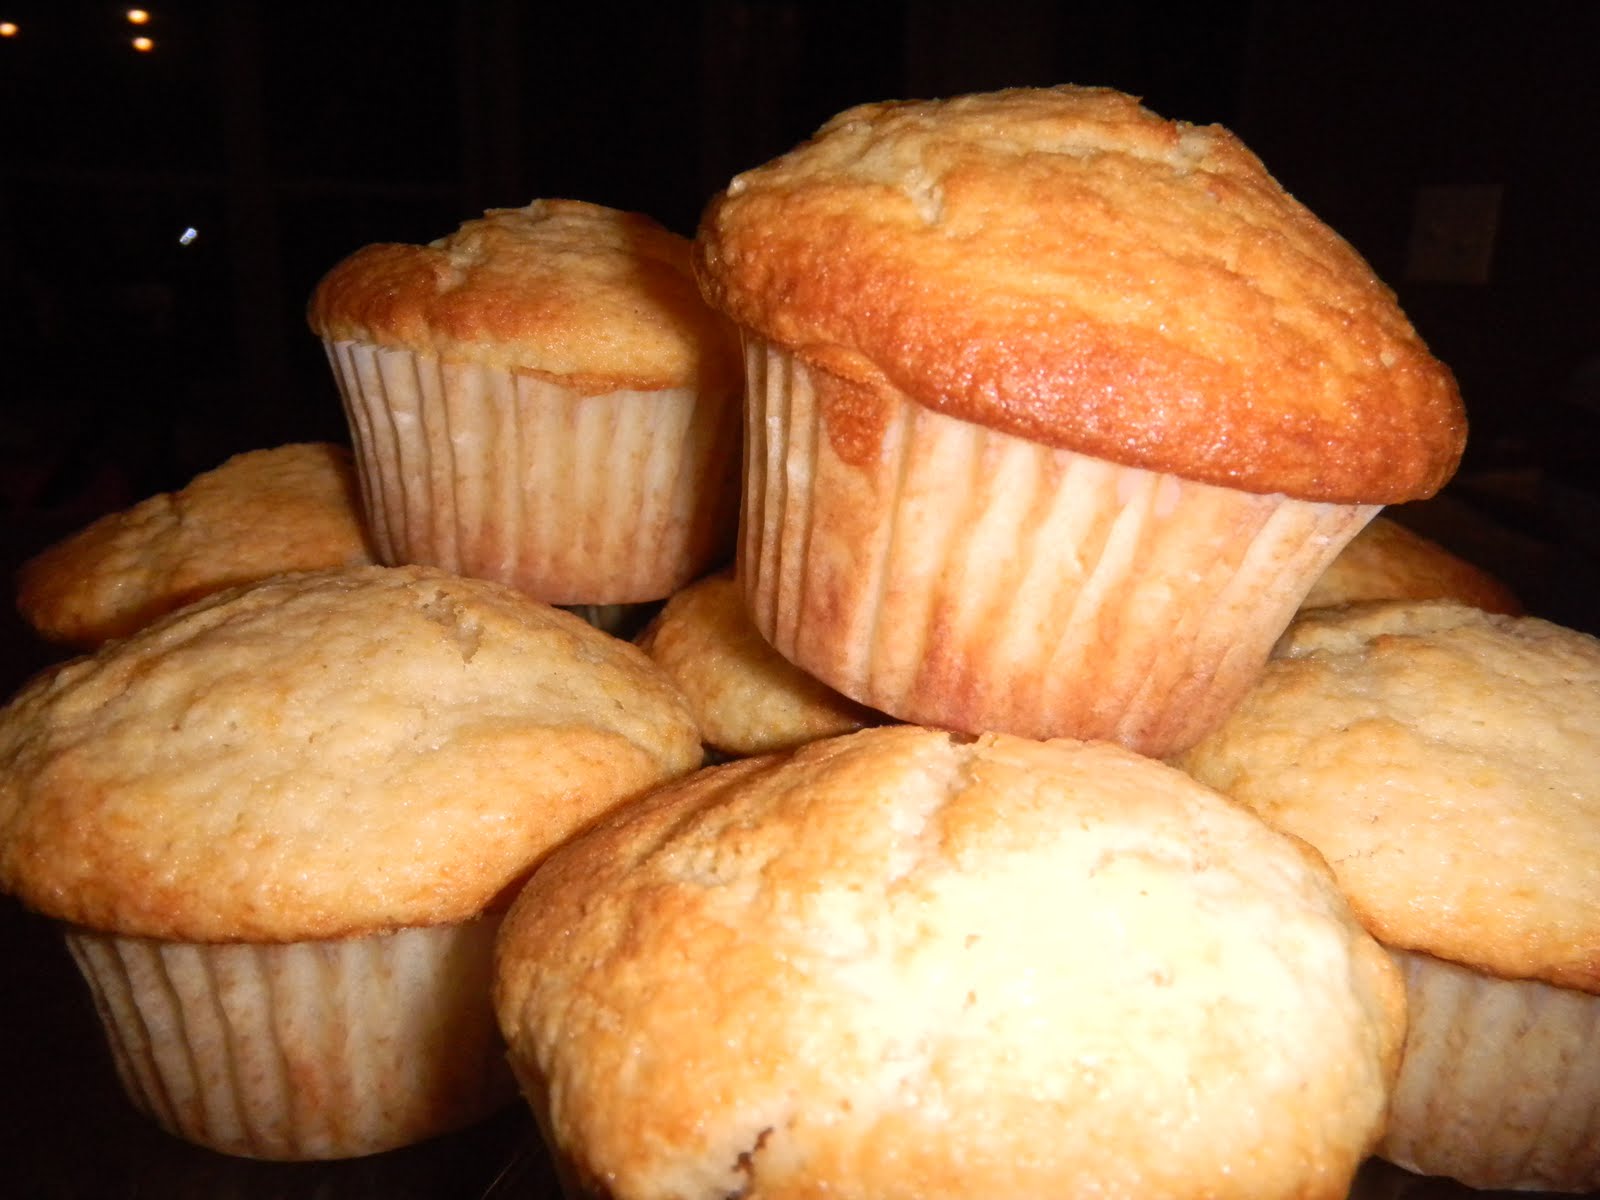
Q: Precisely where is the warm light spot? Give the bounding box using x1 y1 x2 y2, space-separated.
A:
132 34 153 51
0 22 18 37
126 8 150 23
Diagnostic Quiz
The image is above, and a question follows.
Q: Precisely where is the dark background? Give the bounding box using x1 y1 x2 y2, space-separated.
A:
4 1 1599 638
1 3 1598 1196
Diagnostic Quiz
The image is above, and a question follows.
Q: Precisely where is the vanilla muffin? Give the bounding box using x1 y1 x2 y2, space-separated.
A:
1177 601 1600 1191
635 570 882 756
0 565 702 1160
15 442 374 647
695 86 1465 756
495 725 1406 1200
1297 515 1521 615
308 199 742 605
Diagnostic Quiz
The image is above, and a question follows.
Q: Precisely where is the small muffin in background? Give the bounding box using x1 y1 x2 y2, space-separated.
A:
495 725 1405 1200
695 85 1465 758
308 199 743 606
1297 515 1522 615
635 570 883 756
0 565 703 1161
1177 600 1600 1192
15 442 374 647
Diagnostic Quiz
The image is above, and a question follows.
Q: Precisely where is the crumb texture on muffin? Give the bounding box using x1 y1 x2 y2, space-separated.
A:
1178 600 1600 992
635 570 881 755
696 86 1463 502
496 726 1404 1200
15 443 374 647
0 565 703 942
309 199 739 393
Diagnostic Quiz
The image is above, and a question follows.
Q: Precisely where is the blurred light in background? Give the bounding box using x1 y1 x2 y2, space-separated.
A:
178 226 197 246
126 8 150 24
132 35 153 51
0 21 17 37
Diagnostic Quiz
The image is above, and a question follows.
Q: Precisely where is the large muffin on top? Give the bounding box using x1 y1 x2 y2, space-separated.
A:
695 85 1465 756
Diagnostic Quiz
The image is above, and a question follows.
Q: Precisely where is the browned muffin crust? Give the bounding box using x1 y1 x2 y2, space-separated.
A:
1178 601 1600 993
496 727 1405 1200
696 86 1464 503
309 199 739 395
635 571 882 755
0 565 704 942
15 443 375 647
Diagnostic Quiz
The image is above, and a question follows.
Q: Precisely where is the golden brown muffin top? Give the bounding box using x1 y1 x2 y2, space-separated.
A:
496 726 1404 1200
308 199 741 394
0 565 703 942
696 86 1464 503
1297 515 1522 615
635 571 882 756
15 443 375 648
1178 601 1600 992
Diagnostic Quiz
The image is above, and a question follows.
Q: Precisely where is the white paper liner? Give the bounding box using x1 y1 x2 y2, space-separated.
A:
1379 949 1600 1192
739 338 1377 756
66 916 516 1161
323 340 740 604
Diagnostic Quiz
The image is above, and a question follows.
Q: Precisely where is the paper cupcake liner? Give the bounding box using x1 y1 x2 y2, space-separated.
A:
1378 949 1600 1192
323 340 740 605
65 916 516 1161
739 338 1376 756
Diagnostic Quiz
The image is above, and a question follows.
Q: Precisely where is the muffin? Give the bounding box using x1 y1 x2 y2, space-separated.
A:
308 199 743 605
695 85 1465 756
1177 601 1600 1191
495 725 1406 1200
1297 515 1522 615
635 570 883 756
15 442 374 647
0 565 703 1160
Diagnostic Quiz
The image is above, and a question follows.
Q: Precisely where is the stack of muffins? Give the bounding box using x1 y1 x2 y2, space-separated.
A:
4 85 1595 1197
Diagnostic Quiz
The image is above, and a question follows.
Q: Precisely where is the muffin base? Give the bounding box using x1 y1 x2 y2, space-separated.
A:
1379 949 1600 1192
740 339 1377 757
66 916 516 1161
324 340 740 604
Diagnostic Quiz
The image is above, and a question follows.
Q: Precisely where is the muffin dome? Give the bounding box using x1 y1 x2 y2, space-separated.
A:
0 564 704 942
496 726 1405 1200
15 443 374 647
696 85 1464 503
311 198 738 392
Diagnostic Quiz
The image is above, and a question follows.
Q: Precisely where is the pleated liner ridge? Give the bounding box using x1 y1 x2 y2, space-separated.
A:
325 341 740 605
66 918 516 1161
739 338 1377 758
1379 949 1600 1192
